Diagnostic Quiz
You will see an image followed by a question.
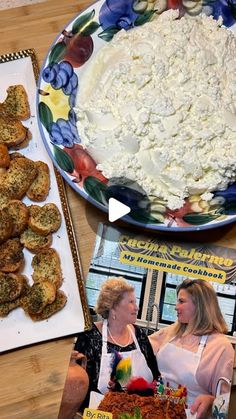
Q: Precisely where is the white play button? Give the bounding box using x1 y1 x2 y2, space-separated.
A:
108 198 131 222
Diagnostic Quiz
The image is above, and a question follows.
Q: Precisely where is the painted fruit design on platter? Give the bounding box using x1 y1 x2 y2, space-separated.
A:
38 0 236 228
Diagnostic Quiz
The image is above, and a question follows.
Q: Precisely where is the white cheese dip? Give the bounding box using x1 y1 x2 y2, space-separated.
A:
75 10 236 210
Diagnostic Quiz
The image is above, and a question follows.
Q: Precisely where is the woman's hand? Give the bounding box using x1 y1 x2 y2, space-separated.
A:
190 394 215 418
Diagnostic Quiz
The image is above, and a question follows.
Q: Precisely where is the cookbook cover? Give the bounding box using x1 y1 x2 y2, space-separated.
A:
85 223 236 335
58 222 236 418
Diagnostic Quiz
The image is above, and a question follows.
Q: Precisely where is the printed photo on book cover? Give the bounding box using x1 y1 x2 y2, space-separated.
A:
58 223 236 419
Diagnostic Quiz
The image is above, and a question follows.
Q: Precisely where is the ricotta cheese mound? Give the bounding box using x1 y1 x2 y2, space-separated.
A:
75 10 236 210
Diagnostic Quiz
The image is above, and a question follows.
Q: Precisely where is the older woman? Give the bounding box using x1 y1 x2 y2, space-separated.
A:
149 279 235 419
74 276 160 410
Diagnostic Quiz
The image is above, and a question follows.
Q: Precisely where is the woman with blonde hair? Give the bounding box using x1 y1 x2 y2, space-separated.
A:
149 278 234 419
73 276 160 411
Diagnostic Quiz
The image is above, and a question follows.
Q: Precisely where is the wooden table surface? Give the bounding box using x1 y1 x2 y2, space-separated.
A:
0 0 235 417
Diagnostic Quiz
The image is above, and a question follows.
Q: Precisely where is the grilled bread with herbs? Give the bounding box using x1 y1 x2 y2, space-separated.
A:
9 151 25 160
0 156 38 200
0 143 10 173
14 128 32 150
22 280 56 314
0 115 29 148
28 203 62 235
0 85 67 321
0 238 24 272
0 85 30 120
32 248 63 289
0 188 10 210
0 276 30 317
28 290 67 321
0 208 13 243
20 226 52 253
26 161 50 201
4 200 29 237
0 272 25 303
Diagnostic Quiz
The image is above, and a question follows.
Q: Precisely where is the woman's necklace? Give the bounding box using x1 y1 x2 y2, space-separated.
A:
107 326 131 348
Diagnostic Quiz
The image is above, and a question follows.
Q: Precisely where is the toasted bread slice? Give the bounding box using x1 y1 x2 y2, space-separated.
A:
28 203 62 236
32 248 62 289
0 208 13 243
26 161 50 201
0 187 10 210
0 276 30 317
0 85 30 121
0 143 10 171
20 226 52 253
0 272 25 303
0 115 28 148
5 200 29 237
0 156 38 200
28 204 41 222
22 280 56 314
14 128 32 150
0 238 24 272
9 151 25 160
28 290 67 321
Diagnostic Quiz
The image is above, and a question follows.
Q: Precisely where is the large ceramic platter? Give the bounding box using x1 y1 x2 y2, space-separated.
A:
37 0 236 232
0 50 90 352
